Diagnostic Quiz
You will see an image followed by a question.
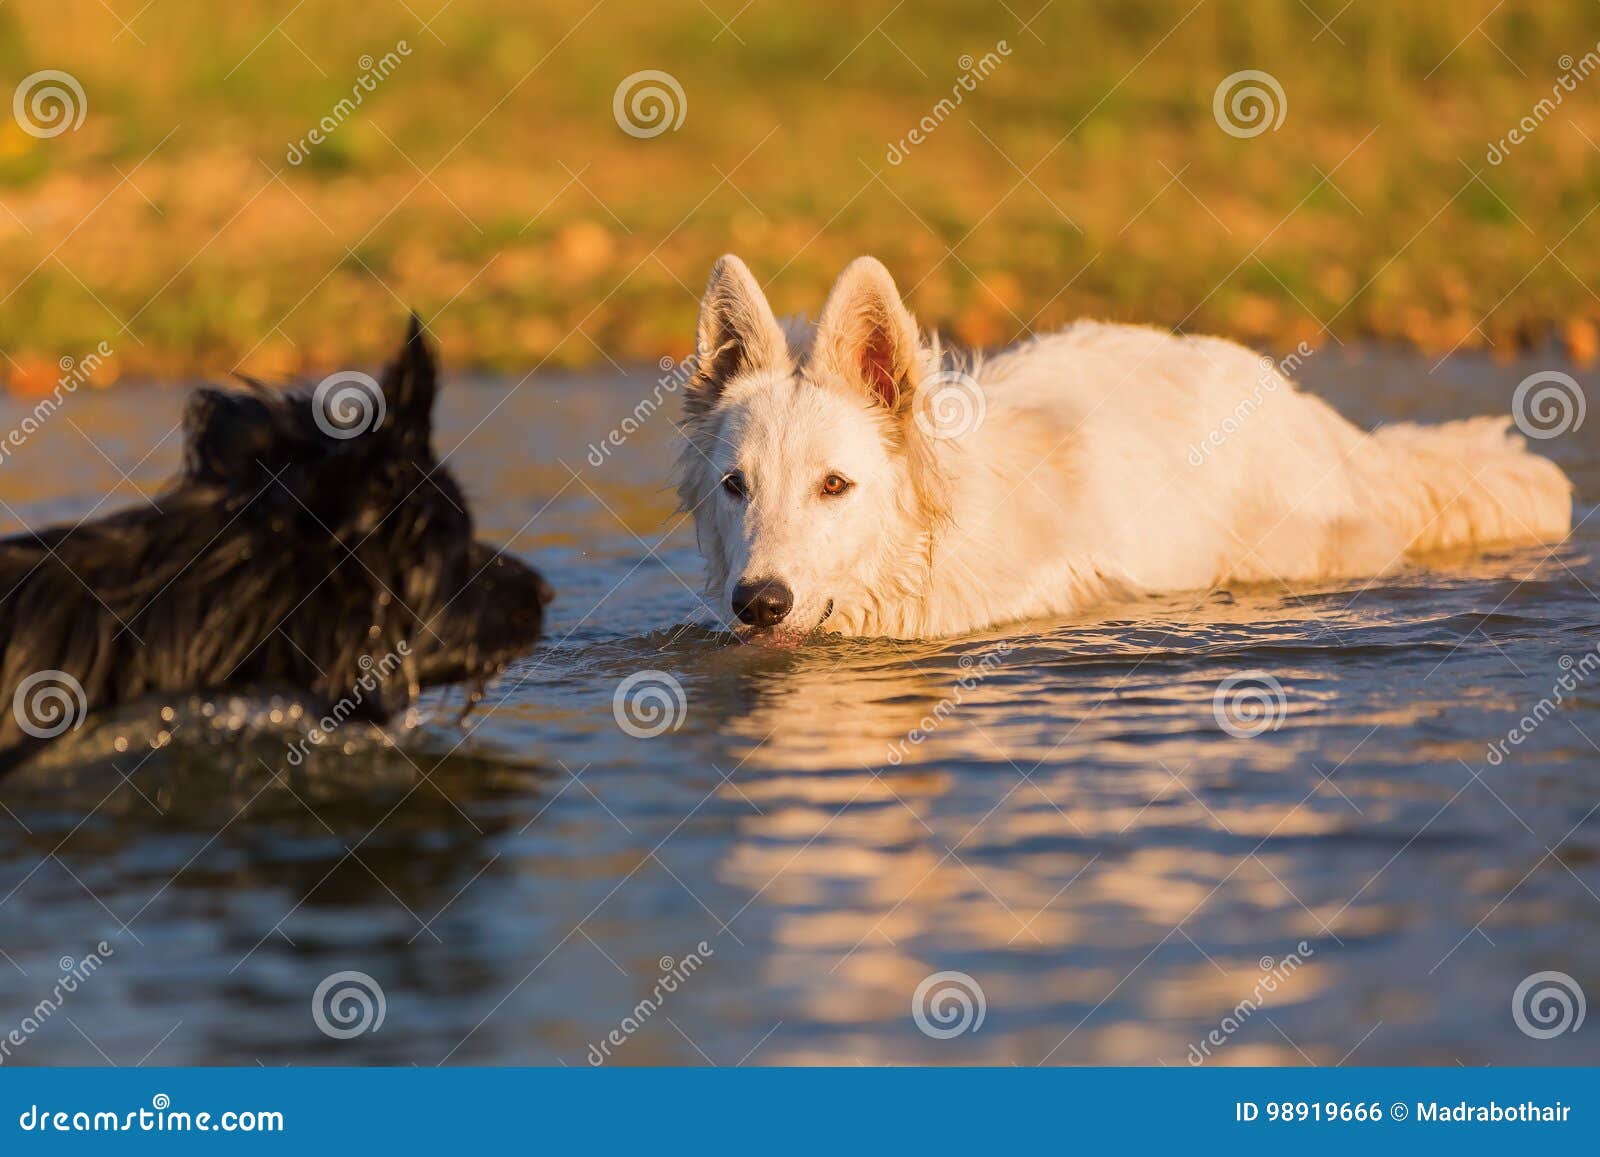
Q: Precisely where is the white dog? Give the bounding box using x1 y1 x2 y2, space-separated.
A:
676 254 1573 641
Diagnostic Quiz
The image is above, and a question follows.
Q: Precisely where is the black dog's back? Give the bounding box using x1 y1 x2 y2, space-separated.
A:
0 317 550 771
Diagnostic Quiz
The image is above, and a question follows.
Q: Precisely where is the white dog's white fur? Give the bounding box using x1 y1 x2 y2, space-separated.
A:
677 254 1573 641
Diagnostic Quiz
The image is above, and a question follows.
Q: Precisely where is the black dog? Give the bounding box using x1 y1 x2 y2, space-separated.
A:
0 316 550 771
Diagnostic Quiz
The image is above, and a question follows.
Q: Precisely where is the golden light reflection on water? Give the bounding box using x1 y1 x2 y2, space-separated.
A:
6 361 1599 1065
654 572 1545 1062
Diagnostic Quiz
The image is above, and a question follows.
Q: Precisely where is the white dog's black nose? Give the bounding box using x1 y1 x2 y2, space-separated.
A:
732 578 793 627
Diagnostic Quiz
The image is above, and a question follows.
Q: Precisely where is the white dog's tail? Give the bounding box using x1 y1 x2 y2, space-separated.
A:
1363 417 1572 554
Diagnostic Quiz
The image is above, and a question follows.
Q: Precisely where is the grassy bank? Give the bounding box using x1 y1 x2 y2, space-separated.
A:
2 1 1599 389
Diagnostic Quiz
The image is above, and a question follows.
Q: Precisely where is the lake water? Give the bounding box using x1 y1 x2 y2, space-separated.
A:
1 344 1598 1066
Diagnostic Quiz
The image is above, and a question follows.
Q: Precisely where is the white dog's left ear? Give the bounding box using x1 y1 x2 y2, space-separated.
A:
688 254 788 420
814 257 923 411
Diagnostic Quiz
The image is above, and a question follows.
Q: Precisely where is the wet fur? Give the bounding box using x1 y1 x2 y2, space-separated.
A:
677 255 1573 641
0 317 550 771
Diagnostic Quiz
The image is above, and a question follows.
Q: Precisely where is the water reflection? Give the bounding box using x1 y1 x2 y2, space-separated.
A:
2 348 1599 1065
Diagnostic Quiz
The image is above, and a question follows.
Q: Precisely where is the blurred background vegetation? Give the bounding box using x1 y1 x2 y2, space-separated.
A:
2 0 1599 390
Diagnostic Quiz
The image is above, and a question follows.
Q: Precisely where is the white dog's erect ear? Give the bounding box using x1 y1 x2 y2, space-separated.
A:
687 254 788 418
813 256 922 411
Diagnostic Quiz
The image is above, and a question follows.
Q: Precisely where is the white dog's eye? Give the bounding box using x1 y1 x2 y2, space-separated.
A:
821 473 853 497
721 472 748 499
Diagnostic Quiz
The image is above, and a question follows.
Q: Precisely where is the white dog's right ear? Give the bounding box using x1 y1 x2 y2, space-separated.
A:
687 255 788 418
812 256 923 413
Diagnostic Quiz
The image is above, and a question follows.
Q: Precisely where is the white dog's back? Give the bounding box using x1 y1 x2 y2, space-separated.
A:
925 321 1572 634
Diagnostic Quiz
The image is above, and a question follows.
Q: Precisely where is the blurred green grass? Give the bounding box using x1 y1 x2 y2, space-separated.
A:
1 0 1598 387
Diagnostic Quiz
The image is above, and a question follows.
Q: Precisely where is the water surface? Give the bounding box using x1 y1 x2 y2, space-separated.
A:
2 345 1598 1066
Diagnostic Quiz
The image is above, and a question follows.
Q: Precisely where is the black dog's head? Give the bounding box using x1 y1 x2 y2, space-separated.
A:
0 316 550 767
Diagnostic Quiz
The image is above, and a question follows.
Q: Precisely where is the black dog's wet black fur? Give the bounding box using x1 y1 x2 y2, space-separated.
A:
0 317 550 771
